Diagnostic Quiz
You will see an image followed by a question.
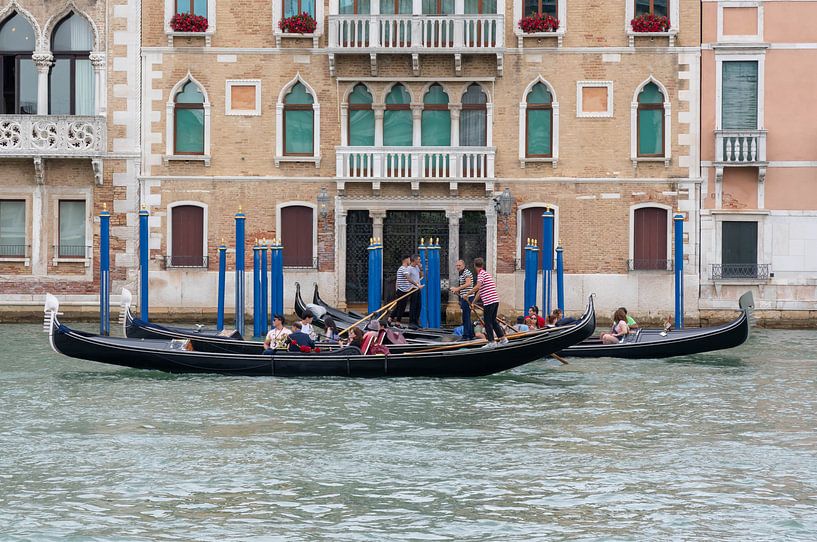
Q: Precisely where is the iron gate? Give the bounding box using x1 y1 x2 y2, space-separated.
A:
345 210 373 303
459 211 486 268
383 211 449 301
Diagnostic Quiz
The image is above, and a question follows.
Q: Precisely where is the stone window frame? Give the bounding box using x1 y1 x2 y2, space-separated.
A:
628 202 673 271
513 0 567 47
167 201 209 269
50 189 92 267
714 51 765 132
576 80 613 118
225 80 261 116
273 0 324 48
275 201 318 268
164 72 212 165
275 74 321 167
630 76 672 166
625 0 679 46
164 0 217 46
0 194 32 266
717 0 764 43
518 75 559 167
706 209 771 284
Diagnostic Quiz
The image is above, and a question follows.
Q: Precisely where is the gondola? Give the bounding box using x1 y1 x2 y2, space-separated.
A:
44 294 596 377
559 291 753 359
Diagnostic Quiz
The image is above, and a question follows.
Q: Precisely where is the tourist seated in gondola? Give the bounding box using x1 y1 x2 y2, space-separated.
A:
263 314 292 354
287 322 316 352
618 307 639 331
600 308 630 344
528 306 546 328
551 308 578 326
515 316 530 332
322 315 340 342
345 326 364 351
300 311 317 341
473 322 486 340
361 320 390 355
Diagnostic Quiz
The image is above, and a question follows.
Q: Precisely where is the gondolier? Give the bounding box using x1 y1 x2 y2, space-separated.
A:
389 255 423 326
449 259 474 340
471 258 507 348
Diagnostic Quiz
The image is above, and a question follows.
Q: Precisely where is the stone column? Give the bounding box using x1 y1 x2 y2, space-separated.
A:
89 52 107 116
411 104 422 146
446 210 462 314
450 104 461 147
335 209 348 310
33 52 53 115
31 185 44 275
370 209 386 241
486 202 497 276
373 105 385 146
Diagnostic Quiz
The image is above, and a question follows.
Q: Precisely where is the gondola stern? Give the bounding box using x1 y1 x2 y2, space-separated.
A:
43 293 62 355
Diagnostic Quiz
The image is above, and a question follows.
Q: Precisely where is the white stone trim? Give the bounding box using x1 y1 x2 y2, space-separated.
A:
0 191 32 267
703 210 770 282
43 1 102 52
515 202 559 270
275 73 321 167
50 189 93 268
717 1 763 43
628 203 673 269
167 201 209 267
225 79 261 116
630 76 672 166
0 1 42 49
519 76 559 167
275 201 318 268
273 0 324 47
576 80 613 118
165 72 211 165
164 0 216 46
714 52 765 130
513 0 566 47
625 0 679 45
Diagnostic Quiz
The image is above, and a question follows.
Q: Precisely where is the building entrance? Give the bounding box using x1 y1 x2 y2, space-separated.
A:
382 210 448 300
345 210 373 303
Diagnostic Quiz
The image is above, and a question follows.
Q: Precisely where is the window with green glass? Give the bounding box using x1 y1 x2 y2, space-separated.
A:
284 0 315 18
0 200 25 257
284 82 314 155
722 61 758 130
348 84 374 146
637 82 664 157
460 84 487 147
526 82 552 157
421 84 450 146
384 84 412 146
58 200 85 258
174 81 205 154
340 0 370 13
176 0 207 17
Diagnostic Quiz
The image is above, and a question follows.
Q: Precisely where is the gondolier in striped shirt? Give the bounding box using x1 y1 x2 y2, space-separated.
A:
389 255 421 325
449 259 475 340
471 257 508 348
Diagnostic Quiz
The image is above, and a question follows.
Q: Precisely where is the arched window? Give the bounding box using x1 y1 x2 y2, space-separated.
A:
637 82 664 157
460 84 487 147
169 204 207 267
526 82 552 157
0 13 36 114
49 13 94 115
280 205 315 267
176 0 207 17
384 84 411 146
174 81 205 154
283 82 314 156
421 84 450 146
348 84 373 146
520 206 556 269
632 206 668 270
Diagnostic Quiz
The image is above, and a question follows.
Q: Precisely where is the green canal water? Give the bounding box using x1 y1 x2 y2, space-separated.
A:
1 323 816 540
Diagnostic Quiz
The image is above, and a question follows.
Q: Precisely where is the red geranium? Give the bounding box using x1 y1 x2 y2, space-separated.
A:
279 12 317 34
518 13 559 33
170 12 209 32
630 14 670 32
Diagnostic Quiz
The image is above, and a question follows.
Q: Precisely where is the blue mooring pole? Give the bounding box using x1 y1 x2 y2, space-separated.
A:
99 207 110 336
271 240 283 319
216 243 226 331
260 243 268 334
252 243 260 337
139 208 149 321
419 240 428 328
556 243 565 313
523 239 536 312
234 210 246 337
541 211 554 315
430 240 441 328
367 238 378 314
674 211 684 330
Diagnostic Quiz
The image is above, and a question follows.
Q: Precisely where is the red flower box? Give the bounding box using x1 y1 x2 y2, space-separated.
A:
518 13 560 33
279 12 317 34
630 14 670 32
170 12 209 32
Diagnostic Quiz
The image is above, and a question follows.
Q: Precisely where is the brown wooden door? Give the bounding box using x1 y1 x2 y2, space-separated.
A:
171 205 204 266
281 205 313 267
633 207 667 270
520 206 555 269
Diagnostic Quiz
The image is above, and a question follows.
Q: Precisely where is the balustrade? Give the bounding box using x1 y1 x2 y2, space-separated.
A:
336 146 495 181
0 115 106 157
715 130 766 165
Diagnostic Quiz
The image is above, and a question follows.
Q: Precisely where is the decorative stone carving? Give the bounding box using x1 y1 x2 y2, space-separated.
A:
33 157 44 185
32 52 54 73
0 115 105 156
0 120 23 150
89 52 106 70
91 158 103 186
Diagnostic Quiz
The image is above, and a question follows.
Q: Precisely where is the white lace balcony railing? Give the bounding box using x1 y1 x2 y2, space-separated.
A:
328 14 503 51
0 115 106 157
715 129 766 165
336 146 495 180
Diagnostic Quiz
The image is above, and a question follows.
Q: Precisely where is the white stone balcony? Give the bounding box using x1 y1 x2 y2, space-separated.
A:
0 115 107 184
335 145 495 195
327 14 504 75
715 129 766 166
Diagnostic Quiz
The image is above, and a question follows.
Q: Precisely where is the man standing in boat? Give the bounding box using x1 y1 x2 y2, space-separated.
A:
407 254 424 328
471 257 507 348
449 259 474 340
390 255 422 326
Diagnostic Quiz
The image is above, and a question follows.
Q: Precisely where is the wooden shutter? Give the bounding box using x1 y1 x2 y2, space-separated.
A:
633 207 667 269
171 205 204 266
722 221 757 265
281 205 313 267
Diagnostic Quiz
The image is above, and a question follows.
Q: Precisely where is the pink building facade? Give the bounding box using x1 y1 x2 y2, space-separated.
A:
701 0 817 321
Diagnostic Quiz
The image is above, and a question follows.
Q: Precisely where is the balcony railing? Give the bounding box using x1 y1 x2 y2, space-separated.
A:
715 130 766 165
56 245 91 259
711 263 771 280
0 244 29 258
336 146 495 180
166 255 210 268
0 115 106 157
328 14 504 51
627 259 673 271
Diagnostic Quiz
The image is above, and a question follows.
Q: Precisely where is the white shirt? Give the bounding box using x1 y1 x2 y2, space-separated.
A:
265 327 291 349
301 321 316 340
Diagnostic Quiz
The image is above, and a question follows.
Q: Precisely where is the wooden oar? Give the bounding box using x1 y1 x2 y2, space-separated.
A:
339 287 418 336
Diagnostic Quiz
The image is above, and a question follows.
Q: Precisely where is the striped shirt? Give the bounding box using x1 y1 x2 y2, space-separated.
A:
476 268 499 305
459 268 474 297
395 265 412 292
